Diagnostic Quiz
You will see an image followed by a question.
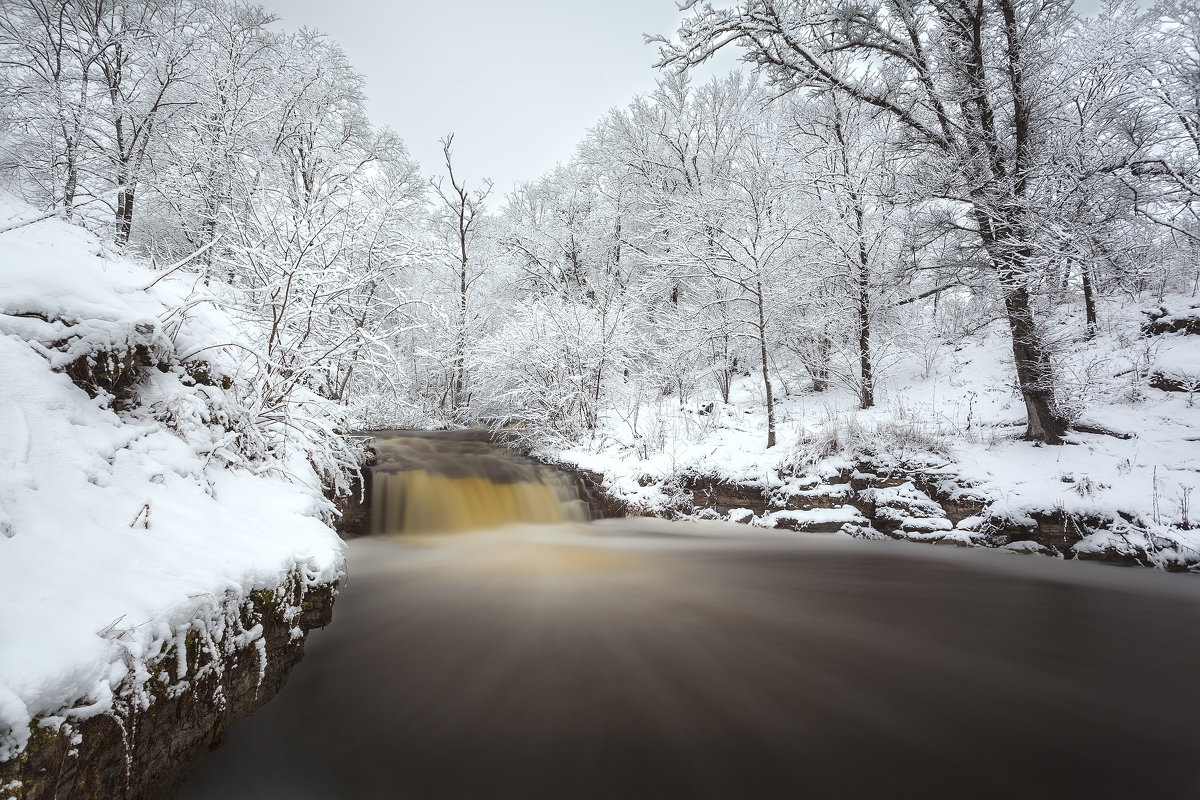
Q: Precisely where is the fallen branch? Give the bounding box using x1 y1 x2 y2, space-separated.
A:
0 208 64 236
1071 424 1134 440
0 193 119 237
143 235 223 290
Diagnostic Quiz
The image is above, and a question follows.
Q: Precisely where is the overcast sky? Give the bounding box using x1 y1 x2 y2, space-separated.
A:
255 0 737 198
255 0 1110 199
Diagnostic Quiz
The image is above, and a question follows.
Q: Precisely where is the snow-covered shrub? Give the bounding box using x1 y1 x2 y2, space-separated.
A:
783 423 847 474
783 403 951 477
1 206 364 512
469 294 641 441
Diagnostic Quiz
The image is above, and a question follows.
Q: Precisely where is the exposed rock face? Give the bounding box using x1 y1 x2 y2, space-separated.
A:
333 467 373 539
683 476 770 517
0 575 337 800
551 465 629 520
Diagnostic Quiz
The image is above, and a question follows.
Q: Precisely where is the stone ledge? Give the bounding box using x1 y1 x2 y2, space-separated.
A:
0 574 337 800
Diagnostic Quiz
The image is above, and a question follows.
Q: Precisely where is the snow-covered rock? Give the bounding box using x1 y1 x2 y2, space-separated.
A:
860 482 952 536
1150 335 1200 393
0 200 346 762
751 505 868 533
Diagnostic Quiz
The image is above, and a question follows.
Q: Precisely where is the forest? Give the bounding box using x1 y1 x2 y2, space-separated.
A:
1 0 1198 538
8 3 1200 794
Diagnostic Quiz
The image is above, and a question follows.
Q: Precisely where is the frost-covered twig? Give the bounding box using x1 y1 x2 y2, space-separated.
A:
142 235 223 290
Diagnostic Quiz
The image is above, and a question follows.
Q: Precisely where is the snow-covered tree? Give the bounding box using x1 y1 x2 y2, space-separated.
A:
654 0 1087 443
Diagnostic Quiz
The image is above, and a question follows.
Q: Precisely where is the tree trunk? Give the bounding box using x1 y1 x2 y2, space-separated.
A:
63 158 78 218
1001 282 1066 444
1081 262 1098 341
454 258 467 409
970 194 1066 444
756 281 776 449
854 205 874 409
115 184 135 246
858 299 873 409
808 332 830 392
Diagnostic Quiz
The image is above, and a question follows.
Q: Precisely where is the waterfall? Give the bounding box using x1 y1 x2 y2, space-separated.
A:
368 432 587 535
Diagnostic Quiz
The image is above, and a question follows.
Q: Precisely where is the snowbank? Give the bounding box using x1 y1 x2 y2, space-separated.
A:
0 200 345 760
1150 335 1200 390
549 300 1200 567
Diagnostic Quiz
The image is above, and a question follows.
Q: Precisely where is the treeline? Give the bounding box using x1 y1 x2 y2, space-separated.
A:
469 0 1200 447
2 0 1198 457
0 0 428 489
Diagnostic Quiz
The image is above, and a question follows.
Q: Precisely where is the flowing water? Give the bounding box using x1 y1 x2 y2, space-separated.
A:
368 431 586 534
181 435 1200 799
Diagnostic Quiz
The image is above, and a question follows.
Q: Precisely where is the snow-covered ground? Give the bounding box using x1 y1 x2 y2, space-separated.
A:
0 199 345 760
552 297 1200 568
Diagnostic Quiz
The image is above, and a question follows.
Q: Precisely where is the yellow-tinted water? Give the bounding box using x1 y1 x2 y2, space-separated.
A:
370 471 584 534
367 432 587 535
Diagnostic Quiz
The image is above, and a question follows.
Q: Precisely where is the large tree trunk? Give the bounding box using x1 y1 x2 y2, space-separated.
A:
1001 280 1066 444
974 203 1067 444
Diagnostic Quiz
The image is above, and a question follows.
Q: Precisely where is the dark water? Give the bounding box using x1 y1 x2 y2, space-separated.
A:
180 520 1200 799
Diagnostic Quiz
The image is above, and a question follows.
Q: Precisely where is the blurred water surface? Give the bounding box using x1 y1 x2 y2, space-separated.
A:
181 519 1200 799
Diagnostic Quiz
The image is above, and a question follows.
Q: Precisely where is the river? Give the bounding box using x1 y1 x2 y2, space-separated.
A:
180 516 1200 798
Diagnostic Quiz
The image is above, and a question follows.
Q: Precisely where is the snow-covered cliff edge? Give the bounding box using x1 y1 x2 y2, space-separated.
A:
0 199 348 796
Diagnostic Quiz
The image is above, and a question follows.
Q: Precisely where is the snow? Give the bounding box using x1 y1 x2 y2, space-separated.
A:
550 295 1200 565
0 198 345 760
751 506 867 531
1151 335 1200 386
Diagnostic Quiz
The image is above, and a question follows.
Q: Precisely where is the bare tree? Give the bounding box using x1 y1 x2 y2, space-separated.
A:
0 0 111 214
432 133 492 412
790 94 903 408
672 125 805 448
85 0 201 245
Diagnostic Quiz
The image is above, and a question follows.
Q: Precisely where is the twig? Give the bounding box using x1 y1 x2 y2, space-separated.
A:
130 503 151 530
143 235 223 290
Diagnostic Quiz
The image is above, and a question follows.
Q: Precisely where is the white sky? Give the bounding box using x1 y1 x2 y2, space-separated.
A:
256 0 1110 199
255 0 737 198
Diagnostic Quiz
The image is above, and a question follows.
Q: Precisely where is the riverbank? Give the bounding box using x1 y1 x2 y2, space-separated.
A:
542 299 1200 571
0 198 347 797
